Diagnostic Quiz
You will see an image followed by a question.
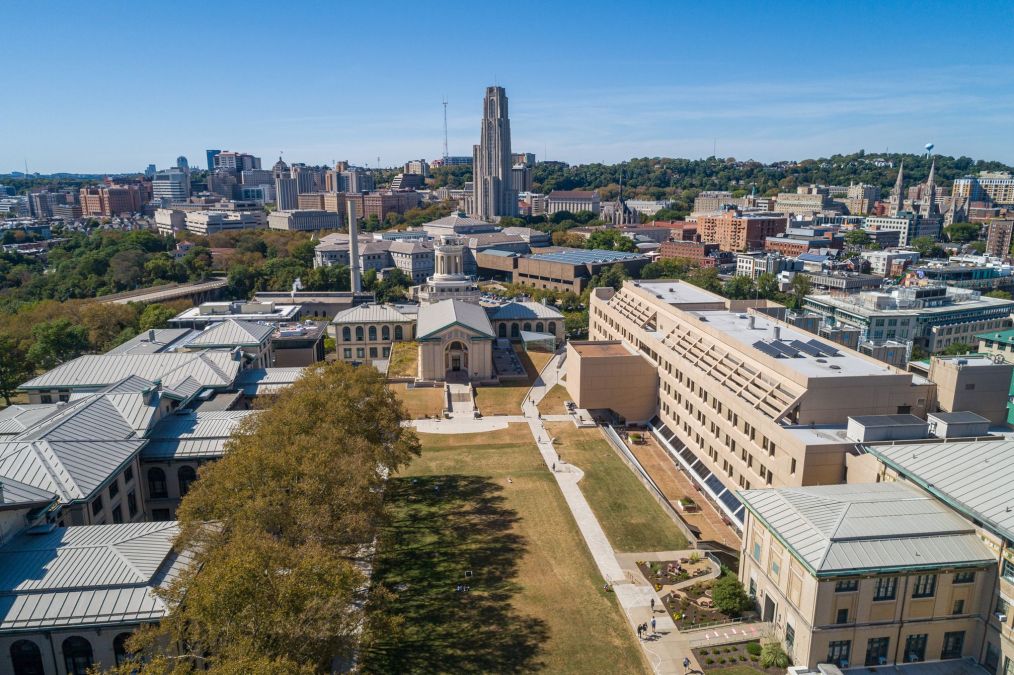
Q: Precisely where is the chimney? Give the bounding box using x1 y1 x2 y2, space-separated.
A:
772 325 781 340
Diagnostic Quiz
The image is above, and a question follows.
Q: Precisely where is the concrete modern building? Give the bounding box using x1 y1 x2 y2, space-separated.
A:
692 191 735 215
803 285 1014 354
865 213 941 247
513 248 649 293
953 172 1014 206
739 482 995 670
213 151 261 172
580 280 932 528
169 300 301 329
152 169 190 203
546 190 601 216
275 174 298 210
696 211 788 252
178 210 265 235
861 250 921 276
470 86 517 221
267 210 341 231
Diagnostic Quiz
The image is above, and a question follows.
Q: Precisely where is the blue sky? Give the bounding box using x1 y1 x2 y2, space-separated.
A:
4 0 1014 173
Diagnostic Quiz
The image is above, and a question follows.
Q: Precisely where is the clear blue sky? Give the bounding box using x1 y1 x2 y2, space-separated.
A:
5 0 1014 173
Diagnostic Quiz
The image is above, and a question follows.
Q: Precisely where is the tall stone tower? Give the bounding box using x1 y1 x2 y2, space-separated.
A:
471 86 517 221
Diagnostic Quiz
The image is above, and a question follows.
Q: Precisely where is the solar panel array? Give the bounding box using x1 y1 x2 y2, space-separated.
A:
754 337 842 359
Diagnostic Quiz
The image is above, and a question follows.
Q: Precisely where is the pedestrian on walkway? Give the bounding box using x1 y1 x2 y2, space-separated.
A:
651 617 656 634
552 462 556 472
636 624 642 639
651 597 656 612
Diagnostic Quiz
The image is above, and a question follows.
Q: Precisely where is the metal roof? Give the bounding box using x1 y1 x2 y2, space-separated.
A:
738 482 993 576
487 301 564 321
105 328 194 355
0 405 60 437
927 411 989 424
20 351 241 391
0 476 57 507
235 367 304 396
332 303 413 325
527 248 646 265
142 411 256 461
865 440 1014 541
416 299 494 340
0 440 145 502
185 319 274 347
0 522 188 631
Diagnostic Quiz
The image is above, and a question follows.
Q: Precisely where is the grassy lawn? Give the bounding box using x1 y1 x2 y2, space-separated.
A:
474 345 554 416
389 383 445 419
387 342 418 378
361 426 647 674
546 423 689 553
537 383 571 415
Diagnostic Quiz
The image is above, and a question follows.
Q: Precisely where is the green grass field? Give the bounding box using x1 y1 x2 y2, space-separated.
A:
473 346 554 416
547 423 690 553
360 426 647 674
389 383 445 419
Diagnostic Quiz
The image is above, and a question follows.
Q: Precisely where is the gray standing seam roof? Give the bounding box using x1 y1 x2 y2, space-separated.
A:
866 440 1014 541
185 319 273 347
20 351 241 391
416 299 494 339
487 301 564 321
738 482 993 576
142 411 256 461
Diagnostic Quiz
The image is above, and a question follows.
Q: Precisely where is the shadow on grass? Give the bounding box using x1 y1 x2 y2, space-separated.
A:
360 475 548 673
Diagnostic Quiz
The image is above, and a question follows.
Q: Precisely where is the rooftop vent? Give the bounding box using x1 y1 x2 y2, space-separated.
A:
829 364 841 370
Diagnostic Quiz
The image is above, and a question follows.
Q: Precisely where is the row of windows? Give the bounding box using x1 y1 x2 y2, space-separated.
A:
826 630 965 667
10 633 134 675
147 466 196 499
340 324 407 342
344 346 391 360
832 570 976 599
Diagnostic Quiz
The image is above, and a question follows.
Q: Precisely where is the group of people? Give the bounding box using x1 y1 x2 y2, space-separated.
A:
636 617 657 639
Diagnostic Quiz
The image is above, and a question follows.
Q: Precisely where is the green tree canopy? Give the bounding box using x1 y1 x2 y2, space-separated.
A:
26 318 89 370
943 222 981 243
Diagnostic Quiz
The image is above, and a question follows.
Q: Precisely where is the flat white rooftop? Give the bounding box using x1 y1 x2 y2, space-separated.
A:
633 280 727 306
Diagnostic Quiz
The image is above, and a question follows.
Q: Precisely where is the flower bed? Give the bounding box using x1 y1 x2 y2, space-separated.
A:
635 555 709 591
692 641 786 674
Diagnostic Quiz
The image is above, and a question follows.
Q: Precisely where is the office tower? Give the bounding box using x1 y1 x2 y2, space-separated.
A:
214 151 261 172
512 152 536 168
342 168 374 193
144 164 156 178
986 219 1014 258
511 164 532 192
176 156 189 172
471 86 517 221
275 169 298 210
152 169 190 202
291 164 322 194
206 149 221 171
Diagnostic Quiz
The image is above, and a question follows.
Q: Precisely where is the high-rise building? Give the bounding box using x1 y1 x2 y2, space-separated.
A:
511 164 532 193
470 85 516 221
79 185 144 216
953 171 1014 206
511 152 536 168
404 159 430 177
275 175 298 210
985 219 1014 258
144 164 156 178
206 149 221 171
176 156 189 173
213 151 261 172
342 168 374 194
152 169 190 203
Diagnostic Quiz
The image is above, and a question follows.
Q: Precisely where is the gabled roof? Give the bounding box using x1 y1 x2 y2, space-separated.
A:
0 521 190 630
0 405 60 437
142 410 256 461
739 482 993 576
487 301 564 321
0 439 145 502
235 367 304 396
865 440 1014 542
332 303 412 324
105 328 194 355
185 319 273 347
417 300 495 340
20 351 241 392
0 476 57 508
425 213 493 227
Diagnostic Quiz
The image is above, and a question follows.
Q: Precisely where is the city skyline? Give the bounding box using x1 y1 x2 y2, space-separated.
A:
4 0 1014 173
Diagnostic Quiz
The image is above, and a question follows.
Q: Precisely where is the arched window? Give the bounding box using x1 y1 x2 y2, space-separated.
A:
511 323 520 338
355 326 364 341
536 322 544 333
10 640 44 675
498 323 507 338
178 466 197 497
394 325 403 340
113 633 133 667
368 326 377 341
382 325 390 341
548 321 557 335
342 327 351 341
148 468 167 499
62 636 94 675
523 322 532 332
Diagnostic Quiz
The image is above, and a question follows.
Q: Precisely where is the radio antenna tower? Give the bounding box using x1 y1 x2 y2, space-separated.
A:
442 96 449 161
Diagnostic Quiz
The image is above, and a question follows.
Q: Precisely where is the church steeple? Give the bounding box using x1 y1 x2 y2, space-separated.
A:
922 158 937 218
892 160 905 216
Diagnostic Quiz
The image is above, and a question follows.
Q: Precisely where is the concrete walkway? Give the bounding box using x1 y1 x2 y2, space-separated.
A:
521 355 696 675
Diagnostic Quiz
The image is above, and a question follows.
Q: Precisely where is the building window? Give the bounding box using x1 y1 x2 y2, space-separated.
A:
355 326 364 341
147 468 168 499
178 466 197 496
124 465 133 483
785 623 795 651
342 327 351 341
127 491 137 517
953 570 975 584
395 325 404 340
356 348 365 358
827 640 851 667
108 478 119 498
383 347 390 358
752 542 761 561
865 637 890 666
873 577 897 601
91 497 103 516
1002 558 1014 582
112 504 123 523
912 574 936 598
369 326 377 341
382 325 390 341
941 631 965 660
835 579 859 593
113 632 134 666
836 608 849 624
369 347 378 358
10 639 45 675
152 508 171 521
62 636 94 675
952 598 965 615
904 634 927 662
344 348 352 358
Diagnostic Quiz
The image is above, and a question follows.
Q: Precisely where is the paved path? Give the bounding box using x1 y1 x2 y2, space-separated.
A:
520 355 696 675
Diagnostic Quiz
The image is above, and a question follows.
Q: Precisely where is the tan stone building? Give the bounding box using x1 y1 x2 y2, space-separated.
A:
739 482 995 670
582 280 932 527
330 304 415 366
416 299 494 382
564 341 658 421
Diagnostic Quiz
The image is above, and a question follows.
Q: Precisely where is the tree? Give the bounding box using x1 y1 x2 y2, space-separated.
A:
79 302 139 352
587 229 637 252
943 222 981 243
755 272 780 300
911 236 945 258
111 363 420 673
139 303 177 331
986 290 1012 300
108 249 148 288
844 229 871 249
711 573 752 616
788 273 811 309
26 318 89 370
722 275 756 300
640 258 692 280
760 641 790 668
686 267 721 293
0 334 35 405
941 342 973 356
227 264 261 299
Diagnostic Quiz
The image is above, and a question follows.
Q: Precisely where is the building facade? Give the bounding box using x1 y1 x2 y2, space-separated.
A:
470 86 516 221
696 211 788 252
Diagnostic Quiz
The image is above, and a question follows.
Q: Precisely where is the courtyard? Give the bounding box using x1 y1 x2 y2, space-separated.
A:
360 425 648 674
473 346 553 415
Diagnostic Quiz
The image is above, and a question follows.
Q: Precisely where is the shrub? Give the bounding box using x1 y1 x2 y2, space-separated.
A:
739 654 747 661
699 649 708 655
718 657 726 664
750 655 759 662
746 642 763 656
689 552 702 563
711 573 752 616
760 641 790 669
706 658 715 665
